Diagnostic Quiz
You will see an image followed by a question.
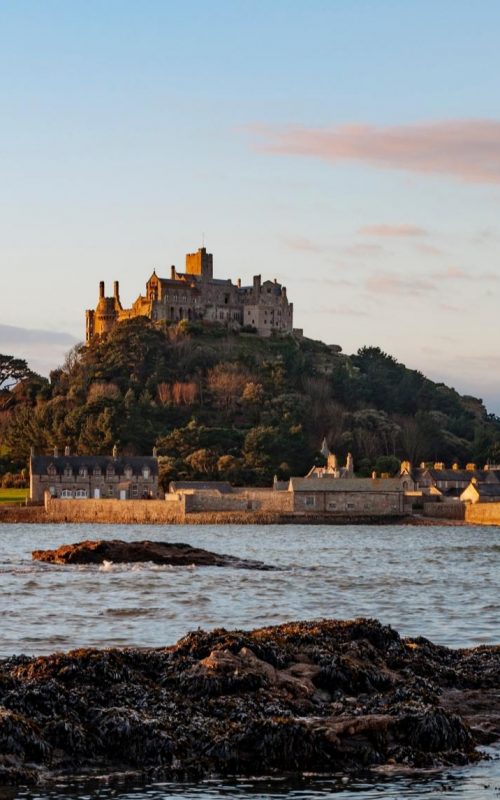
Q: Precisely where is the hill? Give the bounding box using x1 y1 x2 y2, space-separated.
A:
1 317 500 489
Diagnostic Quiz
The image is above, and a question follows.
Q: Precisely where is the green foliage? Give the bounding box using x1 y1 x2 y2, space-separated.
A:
2 320 500 485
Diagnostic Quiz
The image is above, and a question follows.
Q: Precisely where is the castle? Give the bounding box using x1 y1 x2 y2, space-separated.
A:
85 246 294 342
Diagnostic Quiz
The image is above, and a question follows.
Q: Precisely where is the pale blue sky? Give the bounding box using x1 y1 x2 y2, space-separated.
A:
1 1 500 409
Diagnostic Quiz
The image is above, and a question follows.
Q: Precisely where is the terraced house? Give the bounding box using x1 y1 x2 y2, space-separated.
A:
29 448 160 502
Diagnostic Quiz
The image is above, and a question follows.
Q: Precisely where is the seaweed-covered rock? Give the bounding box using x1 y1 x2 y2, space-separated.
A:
32 539 273 569
0 618 498 785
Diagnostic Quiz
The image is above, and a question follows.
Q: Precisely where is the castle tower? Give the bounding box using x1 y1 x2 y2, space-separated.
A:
185 247 213 280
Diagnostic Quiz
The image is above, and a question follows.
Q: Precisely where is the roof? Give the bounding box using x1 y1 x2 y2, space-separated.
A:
30 455 158 477
289 477 403 493
424 469 491 483
169 481 233 494
468 482 500 498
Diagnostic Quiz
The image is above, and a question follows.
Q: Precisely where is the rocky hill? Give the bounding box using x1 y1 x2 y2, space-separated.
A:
1 317 499 488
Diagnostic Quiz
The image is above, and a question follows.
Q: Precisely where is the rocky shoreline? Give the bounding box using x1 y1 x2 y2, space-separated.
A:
32 539 274 569
0 618 498 786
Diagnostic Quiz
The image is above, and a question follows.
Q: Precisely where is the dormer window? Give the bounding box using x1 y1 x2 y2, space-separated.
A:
107 466 115 477
47 464 57 476
94 466 102 477
79 466 88 478
124 466 133 479
142 467 150 479
64 465 72 477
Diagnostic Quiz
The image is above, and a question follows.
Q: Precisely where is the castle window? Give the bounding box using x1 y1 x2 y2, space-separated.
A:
78 466 88 477
75 489 88 499
142 467 150 480
61 489 73 498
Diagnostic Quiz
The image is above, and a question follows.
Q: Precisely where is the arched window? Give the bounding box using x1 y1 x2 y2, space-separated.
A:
61 489 73 499
75 489 88 499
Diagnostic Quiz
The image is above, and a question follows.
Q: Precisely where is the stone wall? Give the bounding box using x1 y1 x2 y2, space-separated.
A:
423 502 465 520
45 495 184 523
465 502 500 525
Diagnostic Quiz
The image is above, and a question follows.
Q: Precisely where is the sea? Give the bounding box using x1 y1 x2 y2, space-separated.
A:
1 522 499 800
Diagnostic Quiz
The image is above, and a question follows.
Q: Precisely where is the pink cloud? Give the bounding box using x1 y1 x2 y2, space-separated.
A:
432 266 500 282
251 119 500 185
366 273 436 296
359 224 427 237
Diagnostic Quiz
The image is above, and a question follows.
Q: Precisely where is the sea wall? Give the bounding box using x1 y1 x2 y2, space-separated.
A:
423 502 465 520
465 502 500 525
45 495 185 523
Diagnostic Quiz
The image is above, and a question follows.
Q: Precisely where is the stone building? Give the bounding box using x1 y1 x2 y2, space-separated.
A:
86 246 293 342
288 476 407 516
30 448 160 503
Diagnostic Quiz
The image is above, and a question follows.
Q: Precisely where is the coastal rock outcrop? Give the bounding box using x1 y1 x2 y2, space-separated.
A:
32 539 273 569
0 618 499 786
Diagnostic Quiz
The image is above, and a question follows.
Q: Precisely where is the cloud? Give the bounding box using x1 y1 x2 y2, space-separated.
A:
317 305 368 317
431 266 500 282
365 273 436 296
283 236 325 253
359 224 428 238
0 324 80 377
251 119 500 185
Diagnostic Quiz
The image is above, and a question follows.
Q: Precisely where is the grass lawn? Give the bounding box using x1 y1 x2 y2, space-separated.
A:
0 488 28 504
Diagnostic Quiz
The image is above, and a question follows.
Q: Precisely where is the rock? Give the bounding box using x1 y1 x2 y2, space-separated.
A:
32 539 273 569
0 618 498 786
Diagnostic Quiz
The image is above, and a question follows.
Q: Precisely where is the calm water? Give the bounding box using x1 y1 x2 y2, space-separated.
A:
1 522 499 799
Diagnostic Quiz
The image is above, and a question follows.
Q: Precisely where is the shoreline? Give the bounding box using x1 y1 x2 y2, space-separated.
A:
0 505 472 525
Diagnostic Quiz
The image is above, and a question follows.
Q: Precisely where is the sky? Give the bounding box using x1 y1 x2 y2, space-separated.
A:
1 0 500 411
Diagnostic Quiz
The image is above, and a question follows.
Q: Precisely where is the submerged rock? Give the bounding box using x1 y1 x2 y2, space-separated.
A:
32 539 273 569
0 618 499 785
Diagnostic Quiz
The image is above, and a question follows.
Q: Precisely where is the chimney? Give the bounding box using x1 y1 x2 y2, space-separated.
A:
99 281 105 299
53 446 59 458
253 275 261 295
64 445 70 456
30 445 35 457
371 471 377 480
466 463 476 471
452 462 459 471
171 265 176 280
112 444 118 459
113 281 120 300
237 278 241 288
152 446 158 458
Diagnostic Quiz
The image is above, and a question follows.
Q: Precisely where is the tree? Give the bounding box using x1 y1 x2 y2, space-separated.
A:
0 354 31 389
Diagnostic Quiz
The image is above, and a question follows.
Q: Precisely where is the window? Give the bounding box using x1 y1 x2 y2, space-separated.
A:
304 496 315 507
47 464 57 476
347 503 355 510
142 467 150 480
75 489 87 499
107 486 114 497
64 466 72 478
124 466 133 479
131 484 138 497
327 501 337 510
78 466 87 478
61 489 73 499
107 466 115 477
94 466 102 476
